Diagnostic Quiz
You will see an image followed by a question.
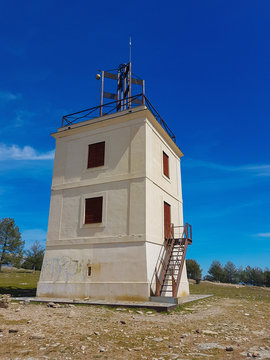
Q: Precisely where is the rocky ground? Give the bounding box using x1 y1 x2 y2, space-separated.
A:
0 293 269 360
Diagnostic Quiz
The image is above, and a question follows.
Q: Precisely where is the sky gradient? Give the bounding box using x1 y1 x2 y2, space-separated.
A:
0 0 269 274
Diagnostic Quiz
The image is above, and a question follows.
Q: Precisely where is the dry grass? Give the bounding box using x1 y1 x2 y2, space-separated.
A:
0 268 40 296
0 272 269 359
190 280 270 303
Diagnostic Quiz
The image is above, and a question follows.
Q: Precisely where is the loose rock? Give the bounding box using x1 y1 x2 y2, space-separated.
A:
198 343 224 350
153 338 163 342
47 302 56 308
68 310 76 318
0 295 11 309
29 334 45 340
201 330 218 336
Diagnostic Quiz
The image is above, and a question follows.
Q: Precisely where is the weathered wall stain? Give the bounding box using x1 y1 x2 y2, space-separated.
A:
40 256 83 282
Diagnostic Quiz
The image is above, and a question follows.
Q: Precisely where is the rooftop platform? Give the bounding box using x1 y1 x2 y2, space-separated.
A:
61 94 176 143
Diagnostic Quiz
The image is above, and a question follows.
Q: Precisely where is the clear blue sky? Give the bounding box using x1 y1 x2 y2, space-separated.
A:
0 0 269 274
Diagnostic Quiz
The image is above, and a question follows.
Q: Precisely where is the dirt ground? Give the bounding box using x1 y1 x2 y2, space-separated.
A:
0 295 269 360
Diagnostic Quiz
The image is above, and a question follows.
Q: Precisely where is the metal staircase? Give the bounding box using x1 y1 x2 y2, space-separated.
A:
154 223 192 297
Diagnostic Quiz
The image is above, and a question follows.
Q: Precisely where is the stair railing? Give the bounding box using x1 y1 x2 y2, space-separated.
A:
151 222 192 297
153 224 175 296
171 223 192 297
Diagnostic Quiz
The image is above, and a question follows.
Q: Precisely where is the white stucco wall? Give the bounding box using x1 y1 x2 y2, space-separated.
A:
37 242 148 300
38 107 190 300
144 117 189 297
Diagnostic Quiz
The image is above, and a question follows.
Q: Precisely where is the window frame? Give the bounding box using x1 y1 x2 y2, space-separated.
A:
163 151 170 179
80 192 107 229
87 141 105 169
84 196 103 224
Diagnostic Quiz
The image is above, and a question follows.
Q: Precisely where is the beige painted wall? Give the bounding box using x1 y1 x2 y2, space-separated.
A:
38 107 190 300
144 118 189 297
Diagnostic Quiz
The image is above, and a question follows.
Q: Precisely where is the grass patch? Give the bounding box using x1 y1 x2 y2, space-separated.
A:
3 319 28 325
101 305 158 314
171 304 184 312
0 269 40 297
190 281 270 302
2 269 269 305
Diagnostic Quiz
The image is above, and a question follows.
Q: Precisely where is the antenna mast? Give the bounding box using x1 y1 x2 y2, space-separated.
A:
129 36 132 63
96 39 145 116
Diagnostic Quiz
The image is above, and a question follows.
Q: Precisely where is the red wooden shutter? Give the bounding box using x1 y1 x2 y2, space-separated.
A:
164 202 171 240
88 141 105 168
163 152 169 178
85 197 103 224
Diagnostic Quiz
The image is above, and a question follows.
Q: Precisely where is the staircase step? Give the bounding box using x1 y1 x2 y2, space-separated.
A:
155 235 190 296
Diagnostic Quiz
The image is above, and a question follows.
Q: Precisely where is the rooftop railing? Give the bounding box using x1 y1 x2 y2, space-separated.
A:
61 94 176 143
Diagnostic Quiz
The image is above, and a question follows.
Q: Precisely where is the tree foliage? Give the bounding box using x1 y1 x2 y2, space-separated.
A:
223 261 238 284
241 266 265 286
0 218 24 271
208 261 225 282
206 260 270 288
264 269 270 287
21 241 45 271
186 259 202 283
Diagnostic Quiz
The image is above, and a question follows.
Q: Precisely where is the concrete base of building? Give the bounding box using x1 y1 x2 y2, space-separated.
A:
149 296 179 304
12 294 213 312
37 281 150 302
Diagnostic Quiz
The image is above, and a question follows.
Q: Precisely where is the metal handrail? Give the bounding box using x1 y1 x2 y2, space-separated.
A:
150 224 175 295
61 94 177 143
170 223 190 297
151 222 192 297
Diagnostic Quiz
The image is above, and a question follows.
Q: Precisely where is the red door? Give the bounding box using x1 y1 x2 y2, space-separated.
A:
164 202 171 240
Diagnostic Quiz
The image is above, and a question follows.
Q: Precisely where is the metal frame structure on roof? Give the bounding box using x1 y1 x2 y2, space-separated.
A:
61 62 176 142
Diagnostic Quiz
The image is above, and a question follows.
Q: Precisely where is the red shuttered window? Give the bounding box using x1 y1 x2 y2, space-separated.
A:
85 197 103 224
163 151 169 178
87 141 105 168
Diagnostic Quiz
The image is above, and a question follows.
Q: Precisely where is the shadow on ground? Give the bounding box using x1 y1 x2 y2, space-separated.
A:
0 287 36 297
